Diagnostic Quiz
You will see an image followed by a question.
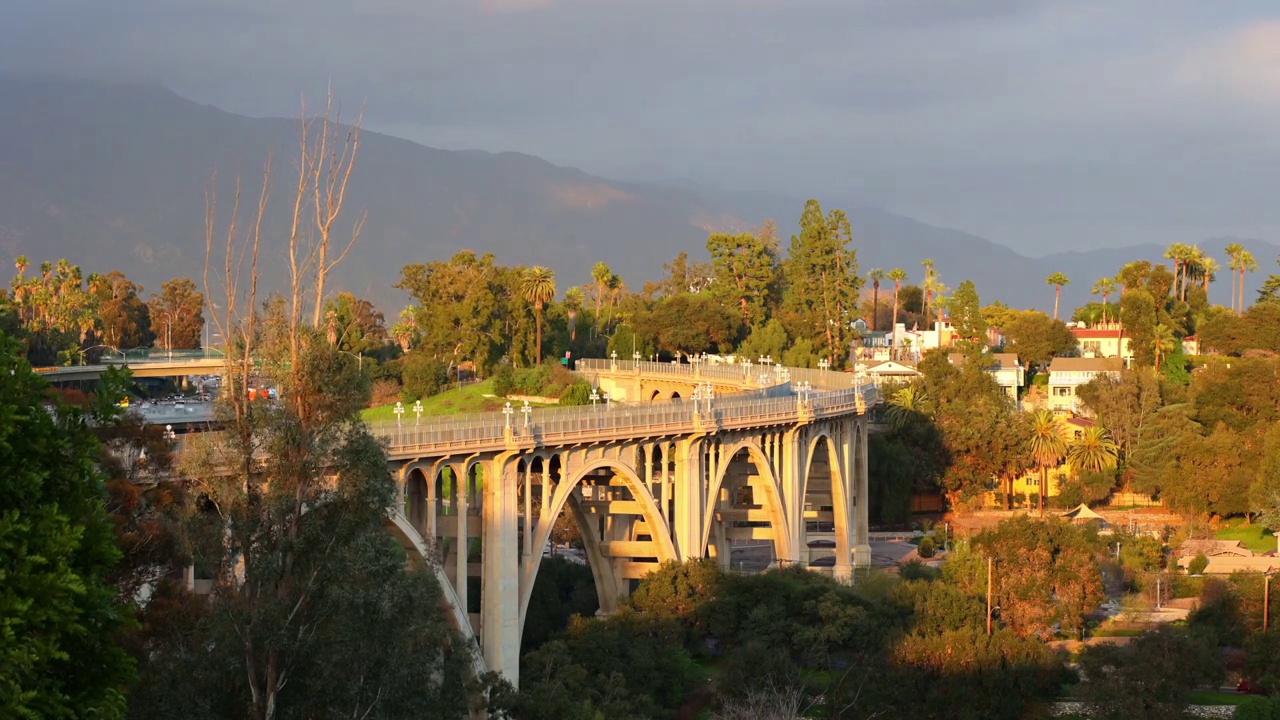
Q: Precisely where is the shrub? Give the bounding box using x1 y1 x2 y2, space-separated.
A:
492 363 516 398
1234 696 1280 720
516 365 553 396
899 559 938 581
1243 632 1280 695
401 352 448 401
559 383 592 406
1188 552 1208 576
370 379 401 407
917 535 936 559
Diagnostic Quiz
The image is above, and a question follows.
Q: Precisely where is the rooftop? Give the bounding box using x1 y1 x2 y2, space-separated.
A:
1048 357 1123 374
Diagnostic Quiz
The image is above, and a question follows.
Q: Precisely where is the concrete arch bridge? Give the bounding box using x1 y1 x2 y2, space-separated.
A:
369 358 880 686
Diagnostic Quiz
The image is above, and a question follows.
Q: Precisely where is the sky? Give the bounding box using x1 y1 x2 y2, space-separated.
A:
5 0 1280 256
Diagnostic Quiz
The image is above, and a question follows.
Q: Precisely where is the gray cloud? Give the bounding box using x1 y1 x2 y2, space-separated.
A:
5 0 1280 254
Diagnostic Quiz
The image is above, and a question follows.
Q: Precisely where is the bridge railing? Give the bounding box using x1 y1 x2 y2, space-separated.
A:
577 357 877 395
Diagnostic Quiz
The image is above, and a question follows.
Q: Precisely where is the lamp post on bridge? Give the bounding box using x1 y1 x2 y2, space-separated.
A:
603 391 611 410
610 350 618 371
503 402 514 429
521 400 532 430
413 399 423 428
589 388 600 410
818 358 830 371
393 401 404 444
742 359 753 381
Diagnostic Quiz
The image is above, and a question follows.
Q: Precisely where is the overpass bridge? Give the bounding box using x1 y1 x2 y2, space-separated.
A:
34 350 228 382
365 358 880 685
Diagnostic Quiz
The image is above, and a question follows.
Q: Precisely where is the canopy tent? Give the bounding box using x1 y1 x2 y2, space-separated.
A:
1061 504 1108 525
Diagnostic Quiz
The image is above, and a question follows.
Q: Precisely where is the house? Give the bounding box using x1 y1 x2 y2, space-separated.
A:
1177 556 1278 575
1047 357 1123 415
861 359 921 386
891 320 954 361
990 416 1095 508
947 352 1024 405
1070 324 1132 364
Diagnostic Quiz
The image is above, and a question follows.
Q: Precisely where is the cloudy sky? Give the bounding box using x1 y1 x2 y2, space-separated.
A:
5 0 1280 255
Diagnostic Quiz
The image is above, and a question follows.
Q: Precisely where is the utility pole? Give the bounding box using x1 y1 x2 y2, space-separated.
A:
986 556 994 636
1266 573 1272 633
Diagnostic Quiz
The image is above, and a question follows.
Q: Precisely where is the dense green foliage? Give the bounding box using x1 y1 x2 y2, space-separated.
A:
0 332 134 718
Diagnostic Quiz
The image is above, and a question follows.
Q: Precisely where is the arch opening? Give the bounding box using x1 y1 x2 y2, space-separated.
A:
517 457 675 646
702 442 789 572
801 433 850 575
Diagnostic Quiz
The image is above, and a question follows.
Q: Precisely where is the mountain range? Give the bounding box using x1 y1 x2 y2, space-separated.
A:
1 77 1276 316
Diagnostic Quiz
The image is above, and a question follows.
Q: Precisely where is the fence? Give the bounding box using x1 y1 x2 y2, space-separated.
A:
371 360 879 452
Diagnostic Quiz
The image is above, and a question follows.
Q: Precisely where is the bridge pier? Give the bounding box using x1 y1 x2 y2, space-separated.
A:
481 455 521 686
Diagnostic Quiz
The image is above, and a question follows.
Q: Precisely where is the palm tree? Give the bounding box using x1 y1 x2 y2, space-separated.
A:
1045 272 1070 321
867 269 885 331
520 266 556 365
920 258 935 323
1200 256 1217 296
886 386 930 431
888 268 907 354
1027 408 1067 517
1225 243 1244 313
1091 277 1116 325
1239 250 1259 316
1066 425 1119 475
563 286 584 343
1153 323 1176 371
591 261 611 332
932 282 950 338
1164 243 1190 299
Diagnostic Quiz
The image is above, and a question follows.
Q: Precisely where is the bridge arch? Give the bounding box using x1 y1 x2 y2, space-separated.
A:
801 429 851 571
700 439 791 564
383 512 488 680
517 456 676 639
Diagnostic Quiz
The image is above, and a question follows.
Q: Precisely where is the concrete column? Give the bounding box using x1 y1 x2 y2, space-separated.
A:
834 420 856 583
778 429 805 567
855 419 872 566
522 461 532 558
672 437 705 560
454 464 468 624
481 456 521 686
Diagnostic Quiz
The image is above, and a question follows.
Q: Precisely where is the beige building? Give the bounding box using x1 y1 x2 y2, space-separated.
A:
1071 325 1133 363
1046 357 1123 415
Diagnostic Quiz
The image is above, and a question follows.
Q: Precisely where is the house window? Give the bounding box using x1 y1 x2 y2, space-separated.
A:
1083 341 1101 355
1053 386 1071 397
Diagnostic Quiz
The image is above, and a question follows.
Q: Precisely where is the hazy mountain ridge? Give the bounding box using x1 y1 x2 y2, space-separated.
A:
1 77 1275 315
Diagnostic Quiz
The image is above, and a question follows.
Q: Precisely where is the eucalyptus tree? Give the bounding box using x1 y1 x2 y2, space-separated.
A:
1045 272 1070 321
520 266 556 364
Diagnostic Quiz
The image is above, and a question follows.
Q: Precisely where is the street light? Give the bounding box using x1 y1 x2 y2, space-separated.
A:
412 399 423 426
818 358 830 371
393 401 404 443
338 350 364 372
611 350 618 371
160 311 173 361
503 402 514 429
521 400 532 428
602 391 611 409
589 388 600 409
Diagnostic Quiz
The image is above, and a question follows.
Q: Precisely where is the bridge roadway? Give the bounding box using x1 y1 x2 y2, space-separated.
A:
35 351 227 382
367 358 880 687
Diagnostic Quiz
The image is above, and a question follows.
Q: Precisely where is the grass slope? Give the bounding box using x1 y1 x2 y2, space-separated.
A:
1214 519 1278 555
360 379 553 421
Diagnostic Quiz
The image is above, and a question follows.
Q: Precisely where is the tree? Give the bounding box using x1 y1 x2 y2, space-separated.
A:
1077 627 1222 720
0 332 133 718
305 92 364 328
1045 272 1070 321
921 259 935 323
323 291 390 355
1066 425 1119 475
1120 288 1158 368
707 230 776 328
867 269 885 331
591 261 612 333
1239 250 1259 315
1258 255 1280 305
1002 311 1076 368
1091 277 1116 324
972 516 1104 640
1077 368 1164 465
397 251 506 374
563 286 584 342
1153 323 1176 372
521 266 556 365
1226 242 1245 313
94 270 154 351
946 280 987 355
147 277 205 349
888 268 907 336
780 200 861 366
1027 408 1067 516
